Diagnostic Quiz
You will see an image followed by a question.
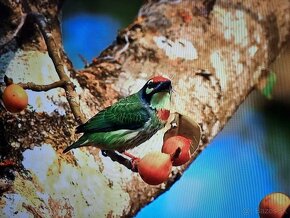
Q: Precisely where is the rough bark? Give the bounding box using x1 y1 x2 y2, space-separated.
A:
0 0 289 217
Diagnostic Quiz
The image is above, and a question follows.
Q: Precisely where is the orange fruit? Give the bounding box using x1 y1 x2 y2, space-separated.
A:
259 192 290 218
138 152 172 185
2 84 28 113
162 135 192 166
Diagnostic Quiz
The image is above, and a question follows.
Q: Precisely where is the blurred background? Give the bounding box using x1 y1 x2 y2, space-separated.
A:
62 1 290 217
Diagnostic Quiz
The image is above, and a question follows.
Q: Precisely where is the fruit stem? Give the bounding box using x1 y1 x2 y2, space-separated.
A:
4 76 13 86
171 147 181 161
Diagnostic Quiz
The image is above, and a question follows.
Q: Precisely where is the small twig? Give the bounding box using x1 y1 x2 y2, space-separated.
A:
78 54 89 68
18 80 66 92
171 147 182 160
22 0 85 122
13 14 27 38
4 76 13 86
102 150 138 172
115 33 130 60
3 75 66 92
31 13 85 124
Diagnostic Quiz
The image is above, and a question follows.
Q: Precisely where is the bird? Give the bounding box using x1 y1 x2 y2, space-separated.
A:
63 75 172 153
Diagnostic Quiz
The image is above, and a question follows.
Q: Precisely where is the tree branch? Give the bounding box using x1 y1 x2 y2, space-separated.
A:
19 80 66 91
102 150 138 172
31 13 85 124
4 75 67 92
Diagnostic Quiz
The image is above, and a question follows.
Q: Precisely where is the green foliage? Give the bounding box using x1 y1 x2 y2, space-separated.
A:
262 71 276 99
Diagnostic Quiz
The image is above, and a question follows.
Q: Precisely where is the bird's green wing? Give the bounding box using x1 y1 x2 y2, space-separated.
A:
76 95 150 133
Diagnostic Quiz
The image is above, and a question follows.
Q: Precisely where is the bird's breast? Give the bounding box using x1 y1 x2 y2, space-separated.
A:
156 109 170 122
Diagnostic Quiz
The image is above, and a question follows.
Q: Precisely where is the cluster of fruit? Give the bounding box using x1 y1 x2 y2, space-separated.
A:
137 135 192 185
1 84 28 113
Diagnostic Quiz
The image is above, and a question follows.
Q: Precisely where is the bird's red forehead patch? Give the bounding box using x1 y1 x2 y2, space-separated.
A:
151 76 170 83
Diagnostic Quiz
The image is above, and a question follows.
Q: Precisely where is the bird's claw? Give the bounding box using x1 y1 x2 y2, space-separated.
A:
131 157 140 172
122 151 140 172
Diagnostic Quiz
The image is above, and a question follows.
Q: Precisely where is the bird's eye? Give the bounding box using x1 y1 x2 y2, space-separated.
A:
147 80 155 88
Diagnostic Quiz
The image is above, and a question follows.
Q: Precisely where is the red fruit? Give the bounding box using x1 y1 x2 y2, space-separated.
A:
2 84 28 113
137 152 172 185
259 192 290 218
162 135 191 166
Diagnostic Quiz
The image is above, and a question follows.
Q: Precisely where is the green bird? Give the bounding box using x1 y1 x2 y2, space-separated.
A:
63 76 172 153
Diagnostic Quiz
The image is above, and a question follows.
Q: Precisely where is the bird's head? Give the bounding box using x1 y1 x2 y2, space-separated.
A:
140 76 172 109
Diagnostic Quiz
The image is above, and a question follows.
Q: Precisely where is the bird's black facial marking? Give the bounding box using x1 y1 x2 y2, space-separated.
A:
147 79 156 89
140 79 172 103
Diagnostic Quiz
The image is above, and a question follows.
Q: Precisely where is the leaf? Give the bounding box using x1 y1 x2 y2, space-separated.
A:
261 71 277 99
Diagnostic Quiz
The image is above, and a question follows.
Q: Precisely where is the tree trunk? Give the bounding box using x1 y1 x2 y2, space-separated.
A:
0 0 289 217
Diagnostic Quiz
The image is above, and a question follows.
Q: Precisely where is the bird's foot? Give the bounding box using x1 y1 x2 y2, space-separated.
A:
122 151 140 172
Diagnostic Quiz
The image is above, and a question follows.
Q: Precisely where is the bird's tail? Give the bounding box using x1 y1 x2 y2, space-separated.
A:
63 135 90 153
